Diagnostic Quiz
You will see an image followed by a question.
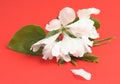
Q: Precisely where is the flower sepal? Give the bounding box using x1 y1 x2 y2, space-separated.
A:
58 53 99 66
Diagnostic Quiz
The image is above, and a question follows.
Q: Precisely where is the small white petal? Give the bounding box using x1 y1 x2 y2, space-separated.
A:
89 8 100 15
30 45 40 52
30 33 60 52
30 40 44 52
71 69 91 80
82 36 93 46
62 55 71 62
77 8 100 19
52 41 71 62
80 36 93 53
59 7 76 25
89 27 99 39
42 43 55 60
84 45 92 53
52 41 61 57
60 34 71 55
42 33 61 44
45 19 61 31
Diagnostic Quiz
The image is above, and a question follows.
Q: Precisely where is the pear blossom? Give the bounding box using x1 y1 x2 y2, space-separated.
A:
52 34 92 62
45 7 76 31
30 33 60 60
52 41 71 62
30 7 100 62
46 7 100 39
67 8 100 39
71 69 91 80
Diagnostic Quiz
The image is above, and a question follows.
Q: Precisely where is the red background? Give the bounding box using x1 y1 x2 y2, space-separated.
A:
0 0 120 84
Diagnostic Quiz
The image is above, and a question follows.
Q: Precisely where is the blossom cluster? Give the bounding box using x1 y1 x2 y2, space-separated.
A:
30 7 100 62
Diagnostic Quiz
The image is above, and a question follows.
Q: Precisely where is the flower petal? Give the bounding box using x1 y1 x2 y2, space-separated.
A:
61 34 85 57
52 41 71 62
52 41 61 57
77 8 100 19
71 69 91 80
82 36 93 46
59 7 76 26
62 55 71 62
42 43 55 60
67 19 99 39
30 44 41 52
89 27 99 39
81 36 93 53
60 34 71 55
45 19 61 31
30 33 60 52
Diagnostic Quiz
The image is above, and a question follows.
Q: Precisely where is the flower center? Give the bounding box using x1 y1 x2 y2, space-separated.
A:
61 25 67 33
59 34 64 40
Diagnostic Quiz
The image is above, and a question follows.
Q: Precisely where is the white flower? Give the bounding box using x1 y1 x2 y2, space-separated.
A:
52 41 71 62
30 33 60 60
61 34 92 57
45 7 76 31
67 8 100 39
46 7 100 40
52 34 92 62
30 7 100 62
71 69 91 80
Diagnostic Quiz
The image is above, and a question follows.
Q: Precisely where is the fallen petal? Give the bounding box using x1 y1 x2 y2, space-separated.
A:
71 69 91 80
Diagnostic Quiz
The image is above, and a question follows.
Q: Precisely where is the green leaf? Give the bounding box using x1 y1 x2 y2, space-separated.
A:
79 53 99 63
8 25 46 56
46 29 60 38
90 18 100 29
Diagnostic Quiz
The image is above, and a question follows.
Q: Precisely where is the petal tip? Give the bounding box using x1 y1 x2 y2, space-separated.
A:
59 7 76 25
90 8 101 14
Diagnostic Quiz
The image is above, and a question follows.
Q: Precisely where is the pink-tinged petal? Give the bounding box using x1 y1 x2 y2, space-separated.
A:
77 8 100 19
45 19 61 31
59 7 76 26
71 69 91 80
